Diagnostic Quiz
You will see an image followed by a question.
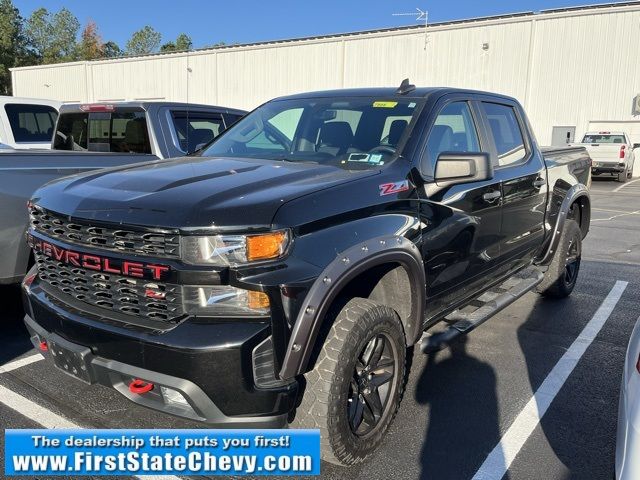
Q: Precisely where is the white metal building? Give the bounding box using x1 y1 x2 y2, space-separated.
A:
10 1 640 145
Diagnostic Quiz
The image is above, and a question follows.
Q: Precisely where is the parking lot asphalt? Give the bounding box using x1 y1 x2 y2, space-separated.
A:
1 176 639 480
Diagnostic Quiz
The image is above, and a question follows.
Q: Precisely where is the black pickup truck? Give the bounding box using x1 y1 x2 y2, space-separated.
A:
22 84 591 466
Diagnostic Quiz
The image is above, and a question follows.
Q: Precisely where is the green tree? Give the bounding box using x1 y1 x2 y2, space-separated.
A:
50 8 79 60
0 0 28 93
102 40 122 58
78 20 103 60
25 7 80 63
159 41 176 53
159 33 192 53
175 33 192 51
125 26 161 55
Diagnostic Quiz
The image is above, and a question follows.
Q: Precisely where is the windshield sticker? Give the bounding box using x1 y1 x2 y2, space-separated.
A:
379 180 410 196
373 101 398 108
343 153 385 165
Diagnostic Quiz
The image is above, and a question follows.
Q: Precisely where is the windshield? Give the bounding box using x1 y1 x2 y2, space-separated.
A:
201 97 422 169
581 134 626 144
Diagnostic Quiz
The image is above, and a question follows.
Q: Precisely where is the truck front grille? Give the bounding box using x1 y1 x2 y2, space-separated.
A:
29 206 180 258
35 252 184 323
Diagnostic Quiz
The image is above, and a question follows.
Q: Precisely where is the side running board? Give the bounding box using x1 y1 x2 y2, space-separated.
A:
420 268 544 353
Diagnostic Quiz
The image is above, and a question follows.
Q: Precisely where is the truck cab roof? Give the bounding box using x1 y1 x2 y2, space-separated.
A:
273 86 520 103
59 101 246 116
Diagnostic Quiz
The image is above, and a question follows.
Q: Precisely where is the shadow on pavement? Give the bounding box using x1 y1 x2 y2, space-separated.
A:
416 335 504 480
0 284 33 364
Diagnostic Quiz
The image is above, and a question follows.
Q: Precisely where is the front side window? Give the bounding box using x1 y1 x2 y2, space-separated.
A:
54 110 150 153
201 97 423 169
171 112 226 153
5 104 58 143
482 103 527 167
426 101 480 164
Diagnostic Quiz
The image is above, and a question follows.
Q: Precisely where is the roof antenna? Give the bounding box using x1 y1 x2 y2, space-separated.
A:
396 78 416 95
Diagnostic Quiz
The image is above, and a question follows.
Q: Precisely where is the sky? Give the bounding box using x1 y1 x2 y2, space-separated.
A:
17 0 632 49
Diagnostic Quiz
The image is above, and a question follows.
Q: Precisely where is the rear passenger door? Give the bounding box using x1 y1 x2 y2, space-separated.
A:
479 101 547 271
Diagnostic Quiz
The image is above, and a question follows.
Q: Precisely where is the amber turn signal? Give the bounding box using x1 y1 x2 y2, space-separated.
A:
246 231 288 262
248 291 270 310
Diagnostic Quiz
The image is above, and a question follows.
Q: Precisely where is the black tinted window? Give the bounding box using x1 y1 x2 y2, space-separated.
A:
171 112 226 153
54 111 150 153
482 103 527 166
426 102 480 163
5 104 58 143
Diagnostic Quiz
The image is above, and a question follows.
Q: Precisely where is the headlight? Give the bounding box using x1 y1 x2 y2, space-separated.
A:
181 230 289 266
183 285 270 316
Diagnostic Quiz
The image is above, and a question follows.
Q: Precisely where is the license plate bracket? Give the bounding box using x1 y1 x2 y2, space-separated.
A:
48 337 95 384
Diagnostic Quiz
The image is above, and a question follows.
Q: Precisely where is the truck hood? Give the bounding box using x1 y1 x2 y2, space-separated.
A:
32 156 378 231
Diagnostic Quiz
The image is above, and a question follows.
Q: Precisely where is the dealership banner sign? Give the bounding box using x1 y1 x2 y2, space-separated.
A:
4 429 320 476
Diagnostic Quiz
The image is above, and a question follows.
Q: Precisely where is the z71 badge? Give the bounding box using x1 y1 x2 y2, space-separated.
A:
379 180 410 196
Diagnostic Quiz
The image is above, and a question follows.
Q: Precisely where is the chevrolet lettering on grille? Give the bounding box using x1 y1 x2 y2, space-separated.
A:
27 233 171 281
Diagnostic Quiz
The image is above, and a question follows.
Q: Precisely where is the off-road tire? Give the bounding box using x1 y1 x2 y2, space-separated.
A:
290 297 406 466
537 219 582 298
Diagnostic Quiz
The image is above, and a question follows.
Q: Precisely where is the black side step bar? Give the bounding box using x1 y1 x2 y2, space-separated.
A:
420 268 545 353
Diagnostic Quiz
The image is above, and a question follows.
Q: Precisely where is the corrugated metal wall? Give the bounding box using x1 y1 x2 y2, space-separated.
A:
11 3 640 145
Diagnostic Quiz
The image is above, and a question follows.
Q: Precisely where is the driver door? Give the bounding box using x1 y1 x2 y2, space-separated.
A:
416 99 504 315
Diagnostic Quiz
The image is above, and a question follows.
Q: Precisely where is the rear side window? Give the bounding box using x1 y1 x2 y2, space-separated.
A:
482 103 527 167
5 104 58 143
54 111 151 153
171 111 226 153
426 101 480 163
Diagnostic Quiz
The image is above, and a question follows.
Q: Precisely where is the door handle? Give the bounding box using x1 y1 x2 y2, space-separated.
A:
533 178 546 188
482 190 502 202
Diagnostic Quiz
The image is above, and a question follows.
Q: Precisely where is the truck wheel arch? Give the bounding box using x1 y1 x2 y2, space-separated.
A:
536 183 590 265
278 235 425 380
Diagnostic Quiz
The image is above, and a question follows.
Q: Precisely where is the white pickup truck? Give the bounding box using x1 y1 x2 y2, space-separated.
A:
574 131 638 182
0 96 61 149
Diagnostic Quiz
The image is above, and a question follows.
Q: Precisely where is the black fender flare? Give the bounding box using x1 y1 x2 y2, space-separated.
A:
535 183 590 265
278 235 426 379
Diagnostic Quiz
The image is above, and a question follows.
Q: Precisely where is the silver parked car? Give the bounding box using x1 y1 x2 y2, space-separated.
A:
617 316 640 479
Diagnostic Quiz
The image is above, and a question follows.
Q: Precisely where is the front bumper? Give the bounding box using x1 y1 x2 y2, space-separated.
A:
22 278 298 428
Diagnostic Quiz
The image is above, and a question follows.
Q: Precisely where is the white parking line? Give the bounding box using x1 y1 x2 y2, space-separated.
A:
591 210 640 222
0 354 43 373
471 280 628 480
613 178 640 192
0 385 182 480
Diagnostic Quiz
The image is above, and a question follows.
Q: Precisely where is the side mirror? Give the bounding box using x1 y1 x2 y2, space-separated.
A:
633 143 640 150
434 152 493 187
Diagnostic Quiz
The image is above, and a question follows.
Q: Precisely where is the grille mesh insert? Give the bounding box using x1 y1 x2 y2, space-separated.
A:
35 253 184 323
29 206 179 258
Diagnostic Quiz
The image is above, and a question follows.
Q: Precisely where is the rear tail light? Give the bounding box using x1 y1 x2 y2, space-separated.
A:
620 145 626 159
636 354 640 374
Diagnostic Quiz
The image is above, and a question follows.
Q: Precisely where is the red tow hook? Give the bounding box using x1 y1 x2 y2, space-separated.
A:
129 379 154 394
38 341 48 352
